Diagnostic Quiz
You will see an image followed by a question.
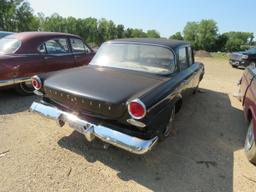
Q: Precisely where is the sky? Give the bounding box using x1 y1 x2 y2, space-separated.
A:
28 0 256 38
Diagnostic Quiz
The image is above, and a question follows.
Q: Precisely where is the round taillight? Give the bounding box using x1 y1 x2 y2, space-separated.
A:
128 99 146 119
31 76 42 90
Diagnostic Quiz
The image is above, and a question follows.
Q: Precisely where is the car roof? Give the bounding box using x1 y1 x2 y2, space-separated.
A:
107 38 190 49
6 31 81 41
3 32 82 54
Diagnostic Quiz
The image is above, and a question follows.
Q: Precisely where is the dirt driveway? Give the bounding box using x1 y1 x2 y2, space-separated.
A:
0 57 256 192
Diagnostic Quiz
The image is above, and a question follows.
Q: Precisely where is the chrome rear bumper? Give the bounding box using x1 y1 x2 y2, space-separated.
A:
30 101 158 154
0 77 31 87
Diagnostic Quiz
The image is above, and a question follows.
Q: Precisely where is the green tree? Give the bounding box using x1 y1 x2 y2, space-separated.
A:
214 34 228 52
183 22 199 49
0 0 38 31
116 24 125 38
127 28 147 38
224 32 254 51
169 32 184 40
197 19 218 51
146 30 160 38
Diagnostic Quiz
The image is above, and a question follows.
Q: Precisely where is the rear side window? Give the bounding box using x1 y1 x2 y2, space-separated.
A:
38 44 46 53
70 38 91 53
0 38 21 54
178 47 188 70
44 38 69 54
187 47 193 65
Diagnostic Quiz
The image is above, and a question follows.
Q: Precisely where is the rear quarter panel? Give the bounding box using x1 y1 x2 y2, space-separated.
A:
242 67 256 138
0 54 44 80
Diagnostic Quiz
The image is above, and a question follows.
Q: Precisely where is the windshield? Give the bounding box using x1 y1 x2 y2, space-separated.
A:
0 38 21 54
246 48 256 54
90 43 176 74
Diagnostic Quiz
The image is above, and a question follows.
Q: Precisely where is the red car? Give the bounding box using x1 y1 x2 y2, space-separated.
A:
239 66 256 164
0 32 94 94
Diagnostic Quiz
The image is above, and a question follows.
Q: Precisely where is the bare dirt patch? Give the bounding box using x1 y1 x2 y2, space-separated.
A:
0 58 255 192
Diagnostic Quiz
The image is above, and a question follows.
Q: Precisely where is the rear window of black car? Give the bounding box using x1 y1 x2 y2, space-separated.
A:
0 38 21 54
91 43 176 75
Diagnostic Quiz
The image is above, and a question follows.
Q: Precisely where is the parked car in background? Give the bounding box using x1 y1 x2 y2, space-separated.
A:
0 32 94 94
229 47 256 68
30 38 204 154
239 66 256 164
0 31 13 39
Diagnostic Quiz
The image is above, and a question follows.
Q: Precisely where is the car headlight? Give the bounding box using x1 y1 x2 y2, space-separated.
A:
242 55 249 59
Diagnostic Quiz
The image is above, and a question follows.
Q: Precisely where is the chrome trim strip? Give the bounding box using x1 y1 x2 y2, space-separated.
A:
0 77 31 87
127 119 146 128
30 101 158 154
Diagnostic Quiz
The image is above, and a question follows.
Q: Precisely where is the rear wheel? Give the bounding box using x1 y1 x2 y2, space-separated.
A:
159 106 175 141
15 82 34 95
193 82 200 94
244 120 256 165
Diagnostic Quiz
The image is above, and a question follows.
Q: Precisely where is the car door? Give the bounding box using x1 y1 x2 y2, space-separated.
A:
42 38 76 72
177 46 194 98
70 38 94 66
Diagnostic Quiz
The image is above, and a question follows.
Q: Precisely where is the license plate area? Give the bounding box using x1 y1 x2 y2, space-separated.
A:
69 122 86 134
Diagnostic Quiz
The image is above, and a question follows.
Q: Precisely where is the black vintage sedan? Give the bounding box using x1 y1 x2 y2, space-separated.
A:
30 38 204 154
229 47 256 68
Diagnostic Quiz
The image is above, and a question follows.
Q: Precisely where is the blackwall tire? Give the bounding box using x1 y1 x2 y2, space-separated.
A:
244 120 256 165
15 82 34 96
159 106 175 141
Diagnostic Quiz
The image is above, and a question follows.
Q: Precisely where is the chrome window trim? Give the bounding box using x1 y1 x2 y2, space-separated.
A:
93 42 177 75
38 38 70 54
106 41 177 66
0 77 31 87
70 38 91 54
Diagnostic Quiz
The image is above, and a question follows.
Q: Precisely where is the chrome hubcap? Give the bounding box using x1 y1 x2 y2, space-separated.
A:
245 122 255 151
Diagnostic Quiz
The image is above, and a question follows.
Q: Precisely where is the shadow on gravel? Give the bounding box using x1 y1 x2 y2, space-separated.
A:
58 88 246 192
0 89 38 115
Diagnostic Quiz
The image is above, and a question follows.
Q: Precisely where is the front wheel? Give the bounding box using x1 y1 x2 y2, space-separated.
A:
15 82 34 95
244 120 256 165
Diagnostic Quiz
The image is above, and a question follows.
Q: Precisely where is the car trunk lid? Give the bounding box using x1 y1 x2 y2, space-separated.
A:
43 65 164 119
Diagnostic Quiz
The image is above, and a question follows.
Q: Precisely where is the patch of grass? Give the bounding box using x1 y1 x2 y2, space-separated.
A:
210 52 229 60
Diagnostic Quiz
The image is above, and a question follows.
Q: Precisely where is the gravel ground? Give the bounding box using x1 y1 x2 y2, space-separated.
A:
0 57 256 192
